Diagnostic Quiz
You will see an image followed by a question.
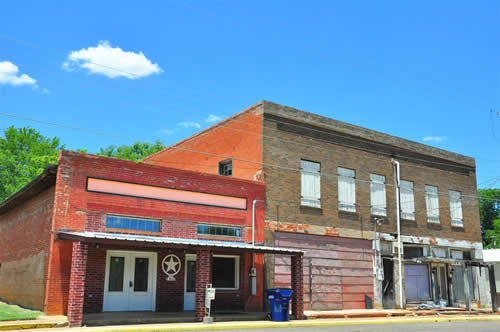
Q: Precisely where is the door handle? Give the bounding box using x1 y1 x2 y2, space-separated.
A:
129 281 133 288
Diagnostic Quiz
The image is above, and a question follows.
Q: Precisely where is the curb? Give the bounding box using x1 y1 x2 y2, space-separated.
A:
68 315 500 332
0 321 68 331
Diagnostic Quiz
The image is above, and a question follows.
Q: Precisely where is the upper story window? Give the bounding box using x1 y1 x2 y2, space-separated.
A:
219 159 232 176
370 174 386 216
197 224 241 237
300 160 321 208
400 180 415 220
338 167 356 212
425 185 440 224
106 215 161 232
449 190 463 227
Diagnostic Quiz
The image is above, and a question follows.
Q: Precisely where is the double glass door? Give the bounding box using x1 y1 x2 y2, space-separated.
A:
103 251 156 311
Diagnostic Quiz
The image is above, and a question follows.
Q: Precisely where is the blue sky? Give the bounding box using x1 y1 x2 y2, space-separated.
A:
1 1 499 188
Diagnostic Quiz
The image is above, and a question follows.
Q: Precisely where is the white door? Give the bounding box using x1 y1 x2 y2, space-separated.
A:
184 254 196 311
103 251 157 312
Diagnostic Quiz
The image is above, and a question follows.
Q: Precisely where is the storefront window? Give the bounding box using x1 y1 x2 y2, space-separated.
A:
212 255 239 289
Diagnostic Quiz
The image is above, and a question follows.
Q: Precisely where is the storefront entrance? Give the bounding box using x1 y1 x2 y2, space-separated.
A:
103 251 157 312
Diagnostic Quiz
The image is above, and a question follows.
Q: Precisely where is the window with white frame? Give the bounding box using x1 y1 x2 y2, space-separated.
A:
211 255 240 289
400 180 415 220
425 185 440 224
338 167 356 212
301 160 321 208
449 190 463 227
370 174 386 216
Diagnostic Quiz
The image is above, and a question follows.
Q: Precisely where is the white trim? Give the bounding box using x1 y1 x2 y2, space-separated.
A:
103 250 157 312
212 254 240 290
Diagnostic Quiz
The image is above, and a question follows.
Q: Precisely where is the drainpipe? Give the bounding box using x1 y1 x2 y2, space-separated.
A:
252 199 265 247
251 199 264 296
393 159 404 309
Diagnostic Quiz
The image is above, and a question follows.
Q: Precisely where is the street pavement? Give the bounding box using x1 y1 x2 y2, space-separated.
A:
202 321 500 331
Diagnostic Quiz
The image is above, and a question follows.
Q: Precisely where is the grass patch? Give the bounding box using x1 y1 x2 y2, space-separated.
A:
0 302 42 321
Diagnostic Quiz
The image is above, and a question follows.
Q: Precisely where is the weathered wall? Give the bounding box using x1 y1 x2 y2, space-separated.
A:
145 103 264 181
261 103 481 243
270 232 373 310
0 187 55 310
45 151 266 315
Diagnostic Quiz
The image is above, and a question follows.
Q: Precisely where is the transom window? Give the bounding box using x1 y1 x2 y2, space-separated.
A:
219 159 233 176
106 215 161 232
197 224 241 237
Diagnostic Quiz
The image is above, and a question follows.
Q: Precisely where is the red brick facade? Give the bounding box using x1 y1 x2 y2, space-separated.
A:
2 150 302 328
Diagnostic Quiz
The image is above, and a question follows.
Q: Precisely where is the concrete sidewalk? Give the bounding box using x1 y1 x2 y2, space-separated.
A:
16 314 500 332
304 308 494 319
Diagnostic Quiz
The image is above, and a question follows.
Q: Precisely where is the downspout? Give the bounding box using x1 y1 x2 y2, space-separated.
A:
251 199 264 296
393 159 404 309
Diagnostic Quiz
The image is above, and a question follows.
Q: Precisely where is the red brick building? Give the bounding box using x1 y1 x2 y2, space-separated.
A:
0 150 304 327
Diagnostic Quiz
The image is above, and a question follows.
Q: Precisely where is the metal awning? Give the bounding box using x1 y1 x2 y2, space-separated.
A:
57 231 304 255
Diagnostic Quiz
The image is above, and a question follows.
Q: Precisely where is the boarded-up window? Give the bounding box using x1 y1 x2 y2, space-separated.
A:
400 180 415 220
449 190 463 227
370 174 386 216
338 167 356 212
425 185 440 224
301 160 321 208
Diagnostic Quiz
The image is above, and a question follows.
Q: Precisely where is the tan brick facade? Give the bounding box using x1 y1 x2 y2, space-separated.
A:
261 106 481 243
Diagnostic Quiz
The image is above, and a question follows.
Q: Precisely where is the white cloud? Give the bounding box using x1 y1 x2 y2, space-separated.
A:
159 129 176 135
62 41 162 79
0 61 37 86
178 121 201 129
205 114 222 123
422 136 446 143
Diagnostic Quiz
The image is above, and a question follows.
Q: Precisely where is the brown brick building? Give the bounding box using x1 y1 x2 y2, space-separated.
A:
147 101 487 309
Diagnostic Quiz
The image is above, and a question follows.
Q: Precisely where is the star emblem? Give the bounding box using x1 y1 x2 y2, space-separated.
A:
162 254 181 277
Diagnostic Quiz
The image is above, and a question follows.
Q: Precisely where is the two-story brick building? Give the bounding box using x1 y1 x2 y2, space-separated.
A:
146 100 487 310
0 150 304 327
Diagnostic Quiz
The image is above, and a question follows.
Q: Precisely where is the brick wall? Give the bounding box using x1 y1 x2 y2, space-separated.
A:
44 150 265 315
262 114 481 243
145 103 264 181
0 186 55 310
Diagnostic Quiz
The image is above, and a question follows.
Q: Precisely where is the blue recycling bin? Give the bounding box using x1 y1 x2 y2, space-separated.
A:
266 288 294 321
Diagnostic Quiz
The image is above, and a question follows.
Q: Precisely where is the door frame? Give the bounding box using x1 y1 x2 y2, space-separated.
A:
184 254 196 311
103 250 157 312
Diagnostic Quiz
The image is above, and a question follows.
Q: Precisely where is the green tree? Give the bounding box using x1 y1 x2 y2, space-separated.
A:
0 126 63 201
484 219 500 249
97 140 165 162
478 188 500 248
